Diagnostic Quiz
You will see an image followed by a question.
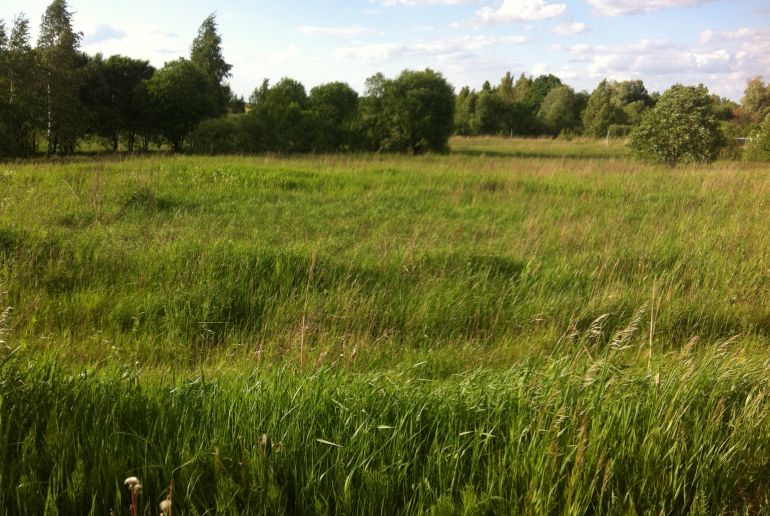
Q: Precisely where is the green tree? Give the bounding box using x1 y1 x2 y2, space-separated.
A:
512 73 531 104
190 13 231 115
38 0 85 155
525 74 562 114
750 115 770 160
473 90 505 135
81 54 154 151
740 76 770 126
612 80 651 106
0 20 10 156
537 85 581 135
357 73 390 151
309 81 359 151
6 14 41 155
629 84 725 167
497 72 515 103
248 78 315 152
380 69 455 153
145 58 219 152
582 80 622 138
454 87 477 136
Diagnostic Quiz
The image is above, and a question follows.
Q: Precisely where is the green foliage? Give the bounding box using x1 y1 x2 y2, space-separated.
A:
190 13 232 84
190 13 232 116
380 69 455 153
189 117 245 154
308 82 359 152
473 90 506 135
247 78 316 152
740 76 770 126
145 58 219 151
582 80 622 138
524 74 562 113
37 0 85 155
81 54 155 151
453 87 476 136
537 85 582 135
746 115 770 161
630 84 725 167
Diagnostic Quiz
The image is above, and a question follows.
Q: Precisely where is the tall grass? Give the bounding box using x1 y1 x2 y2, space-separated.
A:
1 138 770 512
1 147 769 364
2 340 770 514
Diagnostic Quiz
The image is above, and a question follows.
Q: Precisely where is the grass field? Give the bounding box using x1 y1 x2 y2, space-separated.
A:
2 137 770 513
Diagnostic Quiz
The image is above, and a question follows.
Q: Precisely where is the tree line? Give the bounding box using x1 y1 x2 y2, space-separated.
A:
2 0 770 161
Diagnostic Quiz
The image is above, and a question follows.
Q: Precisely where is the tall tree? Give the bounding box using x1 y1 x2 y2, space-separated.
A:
190 13 231 115
81 54 154 151
6 14 39 155
145 58 219 152
38 0 84 155
309 82 359 151
740 76 770 126
537 85 581 135
381 69 455 154
248 78 314 152
582 80 622 138
454 87 477 136
0 20 10 155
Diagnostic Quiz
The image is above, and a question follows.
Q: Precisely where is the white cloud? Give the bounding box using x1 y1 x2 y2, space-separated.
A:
551 22 589 35
79 22 185 66
559 28 770 98
83 24 127 45
476 0 567 23
335 34 530 62
296 26 375 38
586 0 712 16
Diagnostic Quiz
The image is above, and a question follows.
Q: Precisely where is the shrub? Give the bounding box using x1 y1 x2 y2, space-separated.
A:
189 117 242 154
746 116 770 161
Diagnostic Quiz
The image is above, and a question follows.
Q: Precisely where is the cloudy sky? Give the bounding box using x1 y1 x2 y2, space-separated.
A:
3 0 769 100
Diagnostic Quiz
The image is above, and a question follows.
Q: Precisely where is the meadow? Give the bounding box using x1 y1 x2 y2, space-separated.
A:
1 137 770 514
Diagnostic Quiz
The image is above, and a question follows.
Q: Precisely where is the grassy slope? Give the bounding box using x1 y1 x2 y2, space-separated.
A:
1 138 770 513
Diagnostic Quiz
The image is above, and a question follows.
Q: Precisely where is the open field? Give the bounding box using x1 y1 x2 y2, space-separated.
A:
2 137 770 513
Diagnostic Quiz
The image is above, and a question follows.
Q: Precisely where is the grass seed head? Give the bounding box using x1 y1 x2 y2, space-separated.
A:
160 498 172 514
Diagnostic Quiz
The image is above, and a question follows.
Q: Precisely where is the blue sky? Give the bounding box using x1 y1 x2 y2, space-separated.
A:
3 0 769 100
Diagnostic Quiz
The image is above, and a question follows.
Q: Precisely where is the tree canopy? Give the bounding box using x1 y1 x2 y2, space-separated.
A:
629 84 725 167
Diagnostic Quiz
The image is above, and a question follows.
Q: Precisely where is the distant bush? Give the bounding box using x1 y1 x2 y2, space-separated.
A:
189 117 243 154
746 116 770 161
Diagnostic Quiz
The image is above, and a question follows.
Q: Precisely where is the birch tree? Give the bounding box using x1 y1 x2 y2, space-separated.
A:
38 0 84 155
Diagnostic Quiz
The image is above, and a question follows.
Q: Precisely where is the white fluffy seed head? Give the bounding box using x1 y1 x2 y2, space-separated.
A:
124 476 139 487
160 499 172 513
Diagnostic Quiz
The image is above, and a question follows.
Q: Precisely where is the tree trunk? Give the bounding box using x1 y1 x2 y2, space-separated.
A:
46 77 53 157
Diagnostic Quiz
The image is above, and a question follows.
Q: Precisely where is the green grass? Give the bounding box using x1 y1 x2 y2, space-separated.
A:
1 137 770 513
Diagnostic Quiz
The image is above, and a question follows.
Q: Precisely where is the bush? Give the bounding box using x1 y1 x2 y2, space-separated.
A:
746 116 770 161
607 124 632 139
189 117 242 154
629 84 725 167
